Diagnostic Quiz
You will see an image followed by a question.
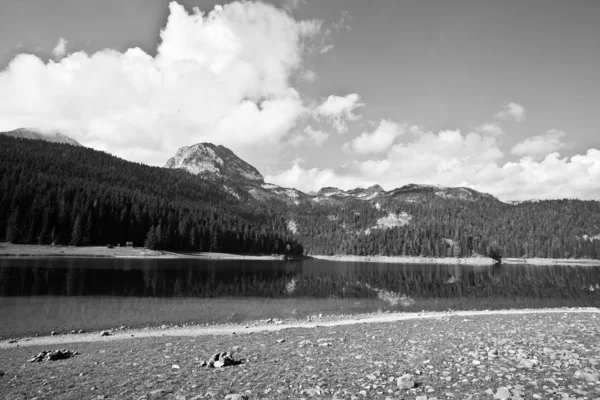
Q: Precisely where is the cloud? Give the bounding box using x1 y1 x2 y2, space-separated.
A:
300 69 316 82
289 125 328 146
316 93 362 117
265 160 339 193
319 44 334 54
270 127 504 193
0 1 323 168
496 102 526 122
476 123 503 136
282 0 307 13
267 124 600 201
52 37 68 59
492 149 600 201
333 10 352 32
354 159 391 177
315 93 363 133
343 119 405 154
511 129 567 158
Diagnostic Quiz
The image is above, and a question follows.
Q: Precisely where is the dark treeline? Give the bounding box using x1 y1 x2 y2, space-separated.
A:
292 197 600 259
0 137 303 255
2 136 600 259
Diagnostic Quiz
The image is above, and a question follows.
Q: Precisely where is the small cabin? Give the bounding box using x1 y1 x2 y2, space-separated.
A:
126 242 134 248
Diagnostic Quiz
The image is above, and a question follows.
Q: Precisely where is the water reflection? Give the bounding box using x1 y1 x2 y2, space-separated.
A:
1 257 599 301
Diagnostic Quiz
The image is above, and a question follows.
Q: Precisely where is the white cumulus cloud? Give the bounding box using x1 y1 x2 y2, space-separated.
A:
0 1 323 169
477 123 503 136
343 119 405 154
266 124 600 201
52 37 68 59
289 125 328 146
315 93 363 133
496 102 526 122
511 129 567 158
265 160 339 193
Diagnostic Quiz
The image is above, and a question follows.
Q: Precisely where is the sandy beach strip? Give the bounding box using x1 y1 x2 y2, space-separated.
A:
2 307 598 349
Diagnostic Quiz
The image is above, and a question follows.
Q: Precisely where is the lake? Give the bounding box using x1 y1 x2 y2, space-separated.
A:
1 257 599 338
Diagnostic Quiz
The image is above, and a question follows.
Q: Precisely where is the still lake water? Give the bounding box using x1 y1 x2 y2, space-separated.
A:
1 257 599 337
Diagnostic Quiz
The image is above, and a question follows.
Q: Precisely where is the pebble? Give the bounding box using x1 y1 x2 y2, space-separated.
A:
396 373 416 389
224 394 249 400
494 387 511 399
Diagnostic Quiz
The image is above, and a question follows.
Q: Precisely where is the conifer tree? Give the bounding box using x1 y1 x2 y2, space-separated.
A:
144 226 158 250
5 206 21 243
70 214 83 246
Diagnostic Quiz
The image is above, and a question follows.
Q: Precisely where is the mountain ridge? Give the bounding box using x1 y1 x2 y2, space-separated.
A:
164 142 497 204
165 142 264 183
0 128 81 146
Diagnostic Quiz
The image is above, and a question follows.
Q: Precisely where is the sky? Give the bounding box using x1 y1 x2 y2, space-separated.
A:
1 0 599 201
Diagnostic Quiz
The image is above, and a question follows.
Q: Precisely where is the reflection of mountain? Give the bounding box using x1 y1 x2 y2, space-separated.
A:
1 259 599 304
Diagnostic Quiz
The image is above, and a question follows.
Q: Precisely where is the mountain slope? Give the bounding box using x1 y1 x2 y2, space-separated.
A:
165 142 312 205
0 135 302 255
164 143 498 206
2 136 599 259
165 142 263 182
0 128 80 146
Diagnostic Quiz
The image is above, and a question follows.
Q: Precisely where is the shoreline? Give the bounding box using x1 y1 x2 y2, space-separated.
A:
1 244 599 265
310 254 497 265
2 307 598 349
502 257 600 266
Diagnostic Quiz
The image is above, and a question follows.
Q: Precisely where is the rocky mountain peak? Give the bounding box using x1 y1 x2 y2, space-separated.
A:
0 128 81 146
165 142 264 183
316 187 344 197
367 184 384 192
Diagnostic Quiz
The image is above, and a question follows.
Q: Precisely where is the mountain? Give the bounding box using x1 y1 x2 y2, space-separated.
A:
315 185 384 201
0 128 80 146
164 143 496 206
384 184 496 202
165 142 263 182
165 143 310 205
2 135 599 259
0 135 303 255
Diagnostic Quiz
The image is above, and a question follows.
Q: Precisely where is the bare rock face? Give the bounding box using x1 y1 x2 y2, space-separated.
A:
165 143 263 183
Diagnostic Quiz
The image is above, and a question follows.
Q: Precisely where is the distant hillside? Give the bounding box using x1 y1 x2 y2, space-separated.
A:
0 128 81 146
2 135 600 259
0 136 302 255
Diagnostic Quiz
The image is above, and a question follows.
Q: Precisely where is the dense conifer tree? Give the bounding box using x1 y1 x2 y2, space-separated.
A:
1 135 599 258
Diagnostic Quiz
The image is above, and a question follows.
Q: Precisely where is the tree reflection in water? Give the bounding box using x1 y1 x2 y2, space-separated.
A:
0 258 598 305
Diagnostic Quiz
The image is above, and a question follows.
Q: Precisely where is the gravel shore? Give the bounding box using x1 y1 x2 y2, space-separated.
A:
1 308 599 399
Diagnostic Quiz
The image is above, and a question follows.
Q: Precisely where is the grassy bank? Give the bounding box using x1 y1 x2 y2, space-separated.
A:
0 244 287 260
0 244 173 258
1 309 599 399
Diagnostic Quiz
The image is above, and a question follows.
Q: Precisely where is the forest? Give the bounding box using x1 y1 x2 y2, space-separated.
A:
291 197 600 259
0 136 303 255
1 135 600 259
